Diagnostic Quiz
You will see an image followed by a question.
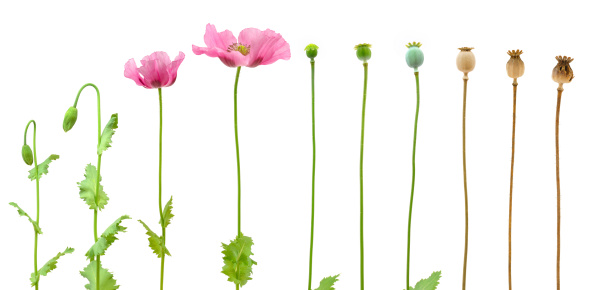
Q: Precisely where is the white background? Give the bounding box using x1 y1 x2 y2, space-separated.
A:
1 0 590 289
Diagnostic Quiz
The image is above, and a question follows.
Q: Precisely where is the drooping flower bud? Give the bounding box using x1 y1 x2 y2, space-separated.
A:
305 44 319 60
456 47 476 74
552 56 574 84
354 43 372 63
63 106 78 132
22 144 33 165
506 50 525 79
405 42 424 72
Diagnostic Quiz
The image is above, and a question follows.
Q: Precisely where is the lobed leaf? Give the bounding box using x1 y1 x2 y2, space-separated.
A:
9 202 42 234
30 247 74 286
315 274 340 290
98 113 118 155
78 164 109 210
85 215 130 259
28 154 59 180
159 196 174 228
409 271 442 290
221 233 257 287
80 260 119 290
138 220 170 258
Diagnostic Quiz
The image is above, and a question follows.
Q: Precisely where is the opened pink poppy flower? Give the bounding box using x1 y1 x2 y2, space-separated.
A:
124 51 185 89
192 24 290 68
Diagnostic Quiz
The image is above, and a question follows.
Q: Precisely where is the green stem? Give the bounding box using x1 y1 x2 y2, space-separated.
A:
158 88 166 290
359 62 368 290
71 83 102 288
406 72 420 290
308 60 316 290
234 67 242 236
25 120 39 290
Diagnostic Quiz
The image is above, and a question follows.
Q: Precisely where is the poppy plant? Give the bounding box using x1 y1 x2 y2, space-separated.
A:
193 23 290 289
124 51 185 290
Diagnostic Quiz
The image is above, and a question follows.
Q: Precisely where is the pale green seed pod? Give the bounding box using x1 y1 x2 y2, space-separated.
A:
405 42 424 72
305 44 319 60
355 43 372 62
22 144 33 165
63 106 78 132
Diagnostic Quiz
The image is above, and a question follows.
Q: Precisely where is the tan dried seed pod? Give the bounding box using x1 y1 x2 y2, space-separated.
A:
456 47 476 74
552 56 574 84
506 50 525 79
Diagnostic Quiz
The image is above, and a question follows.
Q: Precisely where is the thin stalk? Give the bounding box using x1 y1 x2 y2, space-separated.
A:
406 72 420 290
26 120 39 290
508 80 518 290
359 62 368 290
158 88 166 290
234 66 242 236
462 74 469 290
308 59 316 290
555 84 563 290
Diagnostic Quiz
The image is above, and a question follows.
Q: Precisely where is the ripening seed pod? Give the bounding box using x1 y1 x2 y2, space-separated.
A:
305 44 319 60
506 50 525 79
552 56 574 84
22 144 33 165
63 106 78 132
456 47 476 74
405 42 424 72
354 43 372 62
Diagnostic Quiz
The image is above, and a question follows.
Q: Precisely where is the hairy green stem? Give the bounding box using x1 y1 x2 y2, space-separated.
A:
406 72 420 290
25 120 39 290
359 62 368 290
234 67 242 236
158 88 166 290
308 60 316 290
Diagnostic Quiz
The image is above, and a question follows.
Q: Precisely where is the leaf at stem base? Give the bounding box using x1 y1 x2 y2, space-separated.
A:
221 233 257 287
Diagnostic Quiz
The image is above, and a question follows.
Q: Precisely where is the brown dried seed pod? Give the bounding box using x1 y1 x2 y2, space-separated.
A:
456 47 476 74
552 56 574 84
506 50 525 79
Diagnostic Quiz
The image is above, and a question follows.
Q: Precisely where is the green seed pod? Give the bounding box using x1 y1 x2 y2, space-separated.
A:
63 106 78 132
354 43 372 62
305 44 319 60
22 144 33 165
405 42 424 72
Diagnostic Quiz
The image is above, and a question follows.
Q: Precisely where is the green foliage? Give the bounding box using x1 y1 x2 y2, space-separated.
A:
98 114 118 155
28 154 59 180
408 271 442 290
138 220 170 258
8 202 42 234
80 260 119 290
221 233 257 287
159 196 174 228
85 215 130 259
30 247 74 286
315 274 340 290
78 164 109 210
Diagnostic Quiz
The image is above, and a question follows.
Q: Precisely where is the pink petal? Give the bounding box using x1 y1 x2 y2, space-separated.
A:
166 51 185 87
238 28 290 68
192 45 247 68
137 59 158 89
204 23 236 50
124 58 146 87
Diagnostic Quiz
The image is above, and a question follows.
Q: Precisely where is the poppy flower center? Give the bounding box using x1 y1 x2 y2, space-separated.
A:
227 43 251 56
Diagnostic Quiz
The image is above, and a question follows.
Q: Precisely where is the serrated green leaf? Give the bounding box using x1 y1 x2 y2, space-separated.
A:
409 271 442 290
85 215 130 259
98 113 118 155
28 154 59 180
30 247 74 286
315 274 340 290
138 220 170 258
9 202 42 234
78 164 109 210
221 233 257 287
160 196 174 228
80 260 119 290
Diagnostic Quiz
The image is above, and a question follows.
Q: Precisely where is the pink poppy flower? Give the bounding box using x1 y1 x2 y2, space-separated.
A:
124 51 185 89
192 24 290 68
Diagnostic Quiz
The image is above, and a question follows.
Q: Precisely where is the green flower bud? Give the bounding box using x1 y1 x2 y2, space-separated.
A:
305 44 319 60
354 43 372 62
22 144 33 165
405 42 424 72
63 106 78 132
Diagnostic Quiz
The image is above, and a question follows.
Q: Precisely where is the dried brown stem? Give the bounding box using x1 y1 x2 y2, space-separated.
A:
508 79 518 290
555 84 563 290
